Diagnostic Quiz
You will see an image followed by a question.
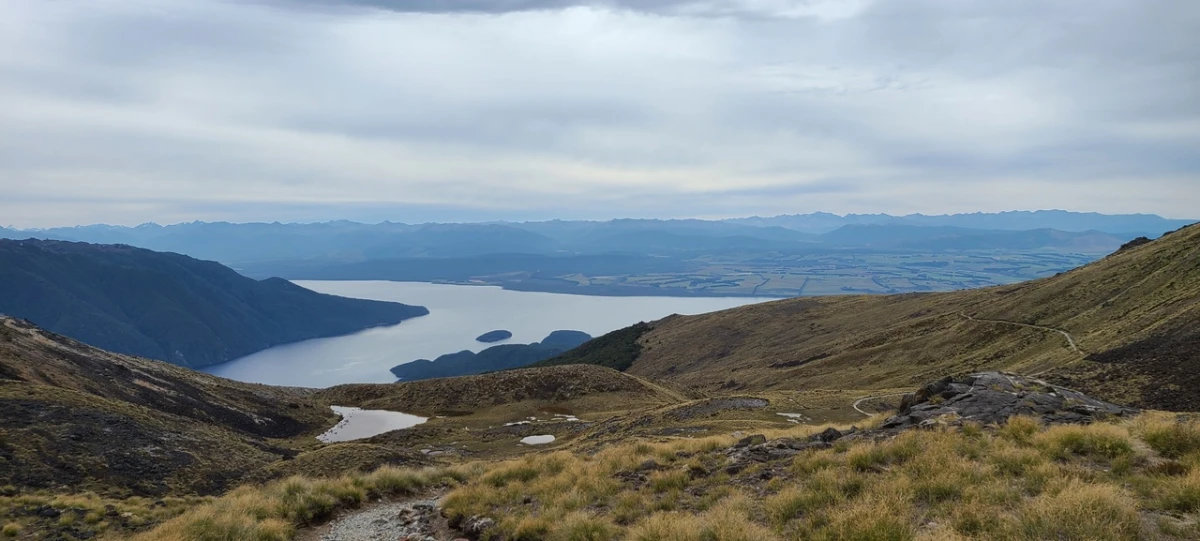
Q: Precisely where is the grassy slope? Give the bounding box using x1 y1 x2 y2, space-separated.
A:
608 224 1199 407
438 414 1200 541
0 316 338 497
318 364 683 416
0 319 697 539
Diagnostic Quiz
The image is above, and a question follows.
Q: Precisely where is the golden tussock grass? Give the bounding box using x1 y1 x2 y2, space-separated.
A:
1015 481 1141 540
439 414 1196 541
1134 412 1200 459
131 413 1200 541
128 465 470 541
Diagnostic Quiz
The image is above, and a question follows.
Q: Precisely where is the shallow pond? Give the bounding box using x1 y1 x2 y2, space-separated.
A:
317 406 428 443
520 435 556 445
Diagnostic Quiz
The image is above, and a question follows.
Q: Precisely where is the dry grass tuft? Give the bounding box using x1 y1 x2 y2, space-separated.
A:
998 415 1041 443
1156 470 1200 513
1136 414 1200 459
1015 481 1141 541
1035 423 1135 460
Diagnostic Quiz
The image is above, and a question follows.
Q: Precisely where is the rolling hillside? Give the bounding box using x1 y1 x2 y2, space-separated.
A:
320 363 684 416
0 315 675 499
0 239 428 368
0 316 335 496
546 223 1200 410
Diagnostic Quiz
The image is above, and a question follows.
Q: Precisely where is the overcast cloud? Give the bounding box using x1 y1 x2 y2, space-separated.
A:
1 0 1197 227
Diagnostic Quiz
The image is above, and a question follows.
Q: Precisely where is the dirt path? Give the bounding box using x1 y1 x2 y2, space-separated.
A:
957 312 1081 354
296 497 459 541
852 393 909 417
848 313 1084 418
618 370 691 403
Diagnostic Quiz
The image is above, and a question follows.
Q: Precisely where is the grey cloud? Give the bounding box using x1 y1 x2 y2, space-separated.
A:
274 0 871 19
278 0 747 15
1 0 1198 227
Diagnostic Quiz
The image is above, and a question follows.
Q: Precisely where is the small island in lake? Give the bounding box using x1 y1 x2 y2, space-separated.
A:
476 330 513 343
391 330 592 381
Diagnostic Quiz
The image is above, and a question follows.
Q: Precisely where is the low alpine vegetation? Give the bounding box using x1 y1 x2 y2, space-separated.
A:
123 413 1200 541
440 414 1199 541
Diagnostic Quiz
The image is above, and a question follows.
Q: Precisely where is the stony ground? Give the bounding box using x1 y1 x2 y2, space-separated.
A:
299 498 462 541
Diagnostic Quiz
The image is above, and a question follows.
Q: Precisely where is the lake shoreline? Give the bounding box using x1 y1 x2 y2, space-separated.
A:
204 281 769 388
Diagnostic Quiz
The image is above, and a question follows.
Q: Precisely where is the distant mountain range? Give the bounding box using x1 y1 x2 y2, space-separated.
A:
5 211 1191 299
726 210 1194 236
5 210 1188 266
0 239 428 368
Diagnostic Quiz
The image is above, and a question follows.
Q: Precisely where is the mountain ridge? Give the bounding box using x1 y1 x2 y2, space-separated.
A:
5 210 1186 266
0 316 336 496
0 239 428 368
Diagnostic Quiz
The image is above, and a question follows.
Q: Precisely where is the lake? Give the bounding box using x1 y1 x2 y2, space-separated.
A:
205 281 771 388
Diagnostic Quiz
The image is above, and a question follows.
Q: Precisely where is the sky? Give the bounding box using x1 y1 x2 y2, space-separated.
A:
1 0 1197 228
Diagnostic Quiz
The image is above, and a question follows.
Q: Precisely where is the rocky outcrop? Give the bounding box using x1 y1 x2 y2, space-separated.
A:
725 427 856 473
881 372 1137 430
720 372 1137 474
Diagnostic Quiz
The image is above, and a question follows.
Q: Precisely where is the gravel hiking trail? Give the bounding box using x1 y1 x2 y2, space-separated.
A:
297 497 463 541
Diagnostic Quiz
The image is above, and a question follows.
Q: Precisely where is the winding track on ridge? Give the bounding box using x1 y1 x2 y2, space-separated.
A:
851 313 1085 417
852 393 911 417
956 312 1081 354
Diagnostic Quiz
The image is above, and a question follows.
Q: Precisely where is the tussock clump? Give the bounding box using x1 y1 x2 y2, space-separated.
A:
627 512 705 541
551 512 620 541
1035 423 1134 460
819 494 916 541
988 445 1046 478
648 471 689 493
846 431 922 471
1156 470 1200 513
628 497 780 541
1136 414 1200 459
998 415 1041 443
1016 481 1141 541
